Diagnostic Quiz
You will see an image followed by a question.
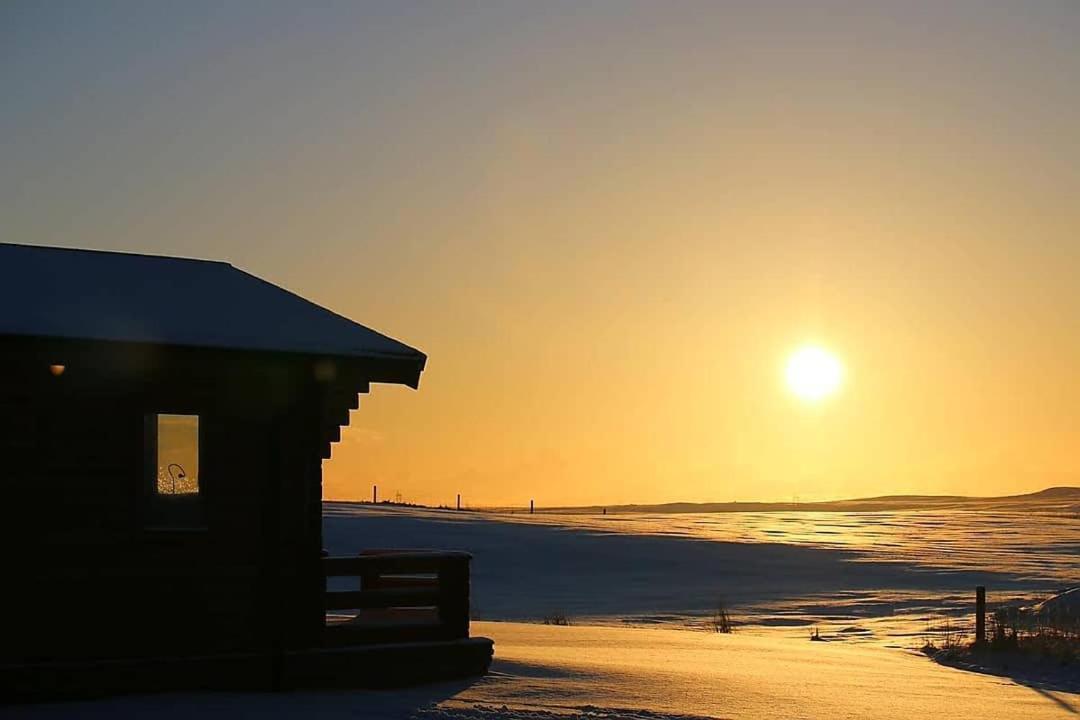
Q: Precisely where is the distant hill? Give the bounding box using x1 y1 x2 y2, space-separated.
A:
1024 486 1080 499
537 486 1080 515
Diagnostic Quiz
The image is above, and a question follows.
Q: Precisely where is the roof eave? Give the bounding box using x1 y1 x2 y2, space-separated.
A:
1 332 427 388
344 351 426 390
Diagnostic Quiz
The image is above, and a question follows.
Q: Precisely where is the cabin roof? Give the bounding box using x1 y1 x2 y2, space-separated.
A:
0 243 426 381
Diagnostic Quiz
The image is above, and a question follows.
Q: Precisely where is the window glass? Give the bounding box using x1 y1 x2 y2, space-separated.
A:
155 414 199 496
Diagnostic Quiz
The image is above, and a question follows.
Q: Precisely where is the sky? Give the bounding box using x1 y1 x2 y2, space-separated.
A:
4 2 1079 506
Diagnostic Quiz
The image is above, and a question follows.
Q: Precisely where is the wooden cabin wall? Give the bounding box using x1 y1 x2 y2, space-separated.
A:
262 386 329 654
0 342 348 665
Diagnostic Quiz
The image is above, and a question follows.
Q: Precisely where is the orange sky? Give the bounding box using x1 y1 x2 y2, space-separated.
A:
5 2 1079 505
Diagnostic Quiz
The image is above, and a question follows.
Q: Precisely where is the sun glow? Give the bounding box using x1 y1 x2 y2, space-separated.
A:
785 346 844 401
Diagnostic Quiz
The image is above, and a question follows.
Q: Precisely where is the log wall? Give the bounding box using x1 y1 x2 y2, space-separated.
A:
0 338 368 664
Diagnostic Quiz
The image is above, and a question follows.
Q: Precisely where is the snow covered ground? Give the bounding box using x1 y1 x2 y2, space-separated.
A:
11 622 1077 718
324 502 1078 646
9 500 1077 718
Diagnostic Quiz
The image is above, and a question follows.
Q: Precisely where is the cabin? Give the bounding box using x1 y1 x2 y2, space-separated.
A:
0 243 492 700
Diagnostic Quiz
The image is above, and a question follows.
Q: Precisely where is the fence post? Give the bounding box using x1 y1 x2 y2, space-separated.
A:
975 586 986 644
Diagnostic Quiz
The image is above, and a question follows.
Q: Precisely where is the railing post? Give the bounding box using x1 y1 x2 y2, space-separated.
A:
438 556 470 640
359 553 380 592
975 586 986 644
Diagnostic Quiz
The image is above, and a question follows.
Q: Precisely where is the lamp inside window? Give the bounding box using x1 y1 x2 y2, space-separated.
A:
154 414 199 496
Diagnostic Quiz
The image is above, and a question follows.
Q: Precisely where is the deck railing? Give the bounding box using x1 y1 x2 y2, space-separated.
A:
323 550 471 645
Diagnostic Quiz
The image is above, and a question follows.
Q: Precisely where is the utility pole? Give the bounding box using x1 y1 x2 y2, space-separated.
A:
530 499 534 514
456 494 461 511
372 485 377 504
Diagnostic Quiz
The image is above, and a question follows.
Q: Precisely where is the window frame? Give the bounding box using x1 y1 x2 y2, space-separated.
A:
142 410 207 532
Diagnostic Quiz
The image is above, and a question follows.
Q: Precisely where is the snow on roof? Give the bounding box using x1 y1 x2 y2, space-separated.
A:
0 243 426 370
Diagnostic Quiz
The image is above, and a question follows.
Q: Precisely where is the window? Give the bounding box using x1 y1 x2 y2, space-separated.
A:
145 413 203 529
155 414 199 496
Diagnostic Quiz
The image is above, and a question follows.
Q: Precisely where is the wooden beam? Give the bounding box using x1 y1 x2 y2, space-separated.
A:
324 587 441 611
322 407 351 430
324 552 471 577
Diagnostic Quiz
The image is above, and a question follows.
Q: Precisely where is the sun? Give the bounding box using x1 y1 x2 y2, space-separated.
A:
785 345 844 401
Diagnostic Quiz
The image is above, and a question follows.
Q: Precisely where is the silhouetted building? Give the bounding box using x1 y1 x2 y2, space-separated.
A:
0 243 490 699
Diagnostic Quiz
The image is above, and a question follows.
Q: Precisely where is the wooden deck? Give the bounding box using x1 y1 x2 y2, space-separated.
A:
2 637 494 699
310 550 491 687
323 550 473 645
2 550 492 701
